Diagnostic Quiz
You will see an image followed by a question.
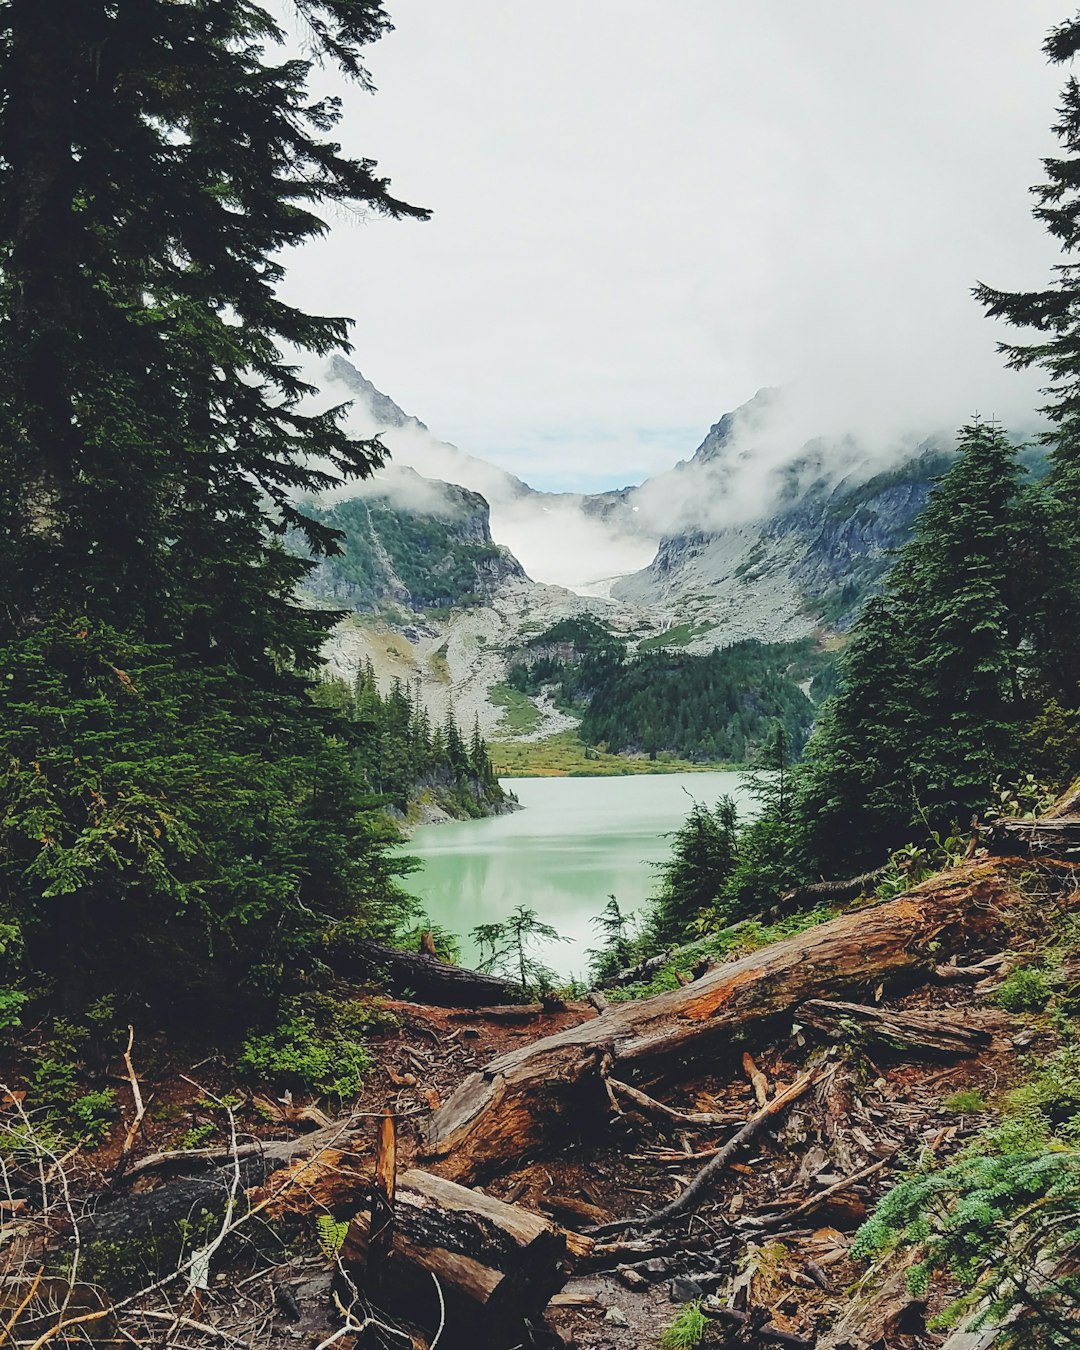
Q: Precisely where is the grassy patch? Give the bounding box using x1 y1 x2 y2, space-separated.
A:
489 682 543 736
636 620 714 652
488 729 734 777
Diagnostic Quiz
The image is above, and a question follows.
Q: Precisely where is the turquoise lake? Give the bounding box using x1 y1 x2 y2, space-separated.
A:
399 771 755 981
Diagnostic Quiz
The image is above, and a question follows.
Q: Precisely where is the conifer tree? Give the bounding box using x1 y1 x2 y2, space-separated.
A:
793 420 1032 877
974 14 1080 695
0 2 429 1003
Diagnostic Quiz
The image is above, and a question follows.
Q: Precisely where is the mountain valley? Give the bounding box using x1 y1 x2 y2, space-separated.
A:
304 361 977 766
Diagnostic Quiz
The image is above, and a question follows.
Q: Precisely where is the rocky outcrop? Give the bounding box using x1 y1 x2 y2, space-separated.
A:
302 469 528 613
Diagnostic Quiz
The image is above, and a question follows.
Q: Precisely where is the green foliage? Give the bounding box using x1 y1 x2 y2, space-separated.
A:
472 905 569 994
489 682 543 736
0 0 429 1012
312 666 507 820
658 1302 708 1349
175 1123 218 1152
0 988 26 1033
316 1214 350 1260
239 1003 373 1099
854 1037 1080 1350
997 968 1052 1015
587 896 640 984
69 1090 118 1146
942 1090 988 1114
649 797 740 945
0 623 418 1003
509 623 826 764
774 417 1078 885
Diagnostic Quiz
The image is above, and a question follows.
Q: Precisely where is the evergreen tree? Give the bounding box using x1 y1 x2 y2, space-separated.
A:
792 420 1034 878
0 2 429 1004
975 14 1080 698
649 797 740 946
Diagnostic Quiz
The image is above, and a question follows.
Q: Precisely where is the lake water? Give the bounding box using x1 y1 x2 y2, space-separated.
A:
399 772 755 981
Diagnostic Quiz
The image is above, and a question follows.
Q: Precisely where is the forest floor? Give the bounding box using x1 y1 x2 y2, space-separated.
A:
1 855 1075 1349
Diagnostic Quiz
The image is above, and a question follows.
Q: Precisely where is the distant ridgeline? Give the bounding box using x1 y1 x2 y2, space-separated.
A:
507 617 832 762
298 476 524 613
313 663 511 822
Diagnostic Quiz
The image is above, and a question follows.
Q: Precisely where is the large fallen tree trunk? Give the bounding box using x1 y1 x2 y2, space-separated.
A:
424 864 1020 1183
342 1168 570 1348
332 938 520 1006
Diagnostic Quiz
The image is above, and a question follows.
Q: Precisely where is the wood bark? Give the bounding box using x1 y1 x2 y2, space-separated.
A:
986 815 1080 861
332 939 519 1006
795 999 994 1058
425 864 1017 1183
342 1168 569 1348
778 867 888 909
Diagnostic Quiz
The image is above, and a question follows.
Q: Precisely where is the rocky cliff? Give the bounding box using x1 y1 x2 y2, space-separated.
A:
302 467 527 614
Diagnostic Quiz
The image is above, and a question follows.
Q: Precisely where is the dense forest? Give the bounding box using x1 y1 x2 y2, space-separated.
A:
0 0 445 1020
509 617 831 761
313 663 509 820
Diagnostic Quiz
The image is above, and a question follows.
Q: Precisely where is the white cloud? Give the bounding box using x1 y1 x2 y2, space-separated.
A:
280 1 1065 491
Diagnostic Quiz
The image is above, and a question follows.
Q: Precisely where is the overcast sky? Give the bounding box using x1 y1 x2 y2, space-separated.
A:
282 1 1071 492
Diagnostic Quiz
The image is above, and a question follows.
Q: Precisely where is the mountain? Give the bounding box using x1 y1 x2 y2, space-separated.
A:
324 357 657 595
308 362 1033 764
303 466 526 613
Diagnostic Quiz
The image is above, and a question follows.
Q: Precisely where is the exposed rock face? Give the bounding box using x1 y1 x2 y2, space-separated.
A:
303 468 527 614
614 445 950 636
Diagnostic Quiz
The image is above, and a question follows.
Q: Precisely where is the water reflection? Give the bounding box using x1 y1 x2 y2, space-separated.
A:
400 772 754 980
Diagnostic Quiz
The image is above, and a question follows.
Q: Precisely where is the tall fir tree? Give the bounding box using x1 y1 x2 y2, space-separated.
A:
793 420 1033 878
975 13 1080 698
0 2 430 1005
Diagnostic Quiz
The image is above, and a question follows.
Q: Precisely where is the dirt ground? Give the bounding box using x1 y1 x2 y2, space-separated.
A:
1 859 1073 1350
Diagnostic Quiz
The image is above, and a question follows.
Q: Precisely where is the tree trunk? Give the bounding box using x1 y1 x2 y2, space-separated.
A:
333 939 520 1006
342 1168 569 1348
795 999 994 1058
424 864 1018 1183
986 815 1080 861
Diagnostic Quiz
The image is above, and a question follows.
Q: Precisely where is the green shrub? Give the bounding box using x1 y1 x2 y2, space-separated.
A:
239 1009 372 1099
942 1089 988 1114
659 1302 708 1349
997 967 1052 1014
0 988 26 1033
69 1089 118 1145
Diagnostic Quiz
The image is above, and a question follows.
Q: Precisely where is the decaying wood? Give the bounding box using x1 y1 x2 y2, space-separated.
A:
588 1070 820 1237
367 1108 397 1294
795 999 993 1059
342 1168 569 1348
425 865 1016 1182
986 814 1080 861
332 939 520 1006
779 867 888 909
705 1304 817 1350
742 1051 770 1107
607 1078 742 1128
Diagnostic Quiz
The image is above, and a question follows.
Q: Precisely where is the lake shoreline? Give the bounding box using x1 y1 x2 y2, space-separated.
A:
399 771 756 978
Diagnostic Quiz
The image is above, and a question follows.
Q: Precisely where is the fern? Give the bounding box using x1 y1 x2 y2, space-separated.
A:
316 1215 349 1261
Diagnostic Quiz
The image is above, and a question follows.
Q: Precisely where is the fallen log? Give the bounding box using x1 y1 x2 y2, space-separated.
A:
795 999 993 1059
779 867 888 909
342 1168 569 1348
332 938 520 1006
424 864 1020 1182
986 815 1080 861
